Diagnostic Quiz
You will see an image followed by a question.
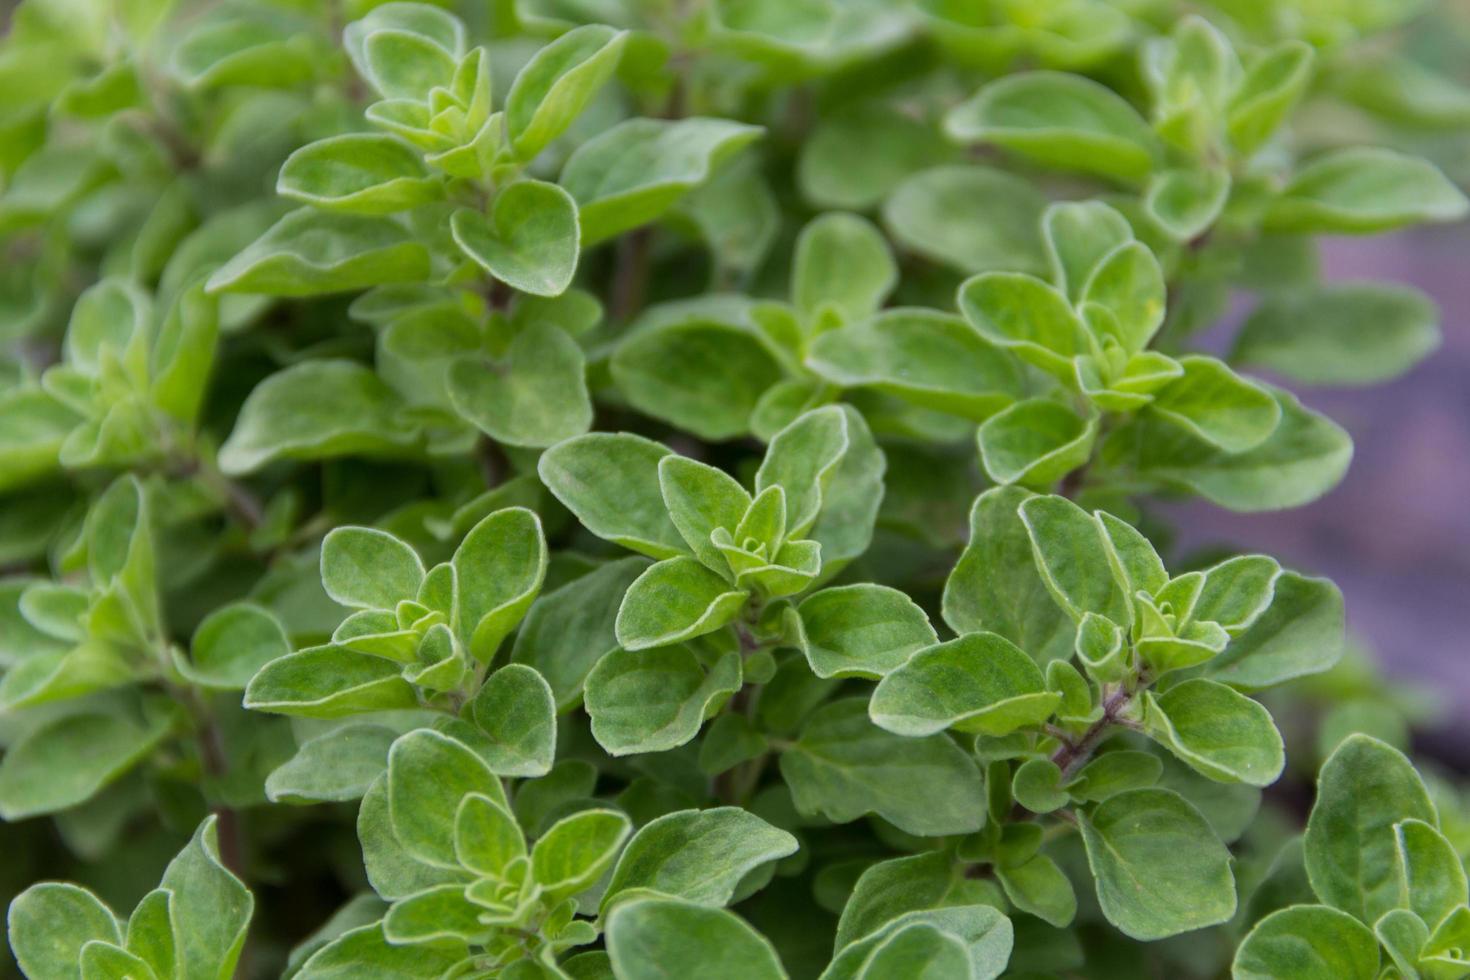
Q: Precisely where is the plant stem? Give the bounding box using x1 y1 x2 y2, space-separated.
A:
1051 686 1135 778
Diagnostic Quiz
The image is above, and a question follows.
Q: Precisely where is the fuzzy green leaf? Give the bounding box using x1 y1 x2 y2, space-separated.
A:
604 807 797 909
1264 148 1468 233
1142 679 1285 786
450 180 580 297
1232 904 1380 980
792 583 937 680
538 432 686 559
448 321 591 448
605 898 787 980
505 25 627 160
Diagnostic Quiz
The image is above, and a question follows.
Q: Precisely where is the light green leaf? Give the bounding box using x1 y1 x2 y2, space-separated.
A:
359 775 472 900
1078 787 1236 940
798 100 954 210
585 640 741 755
1232 904 1379 980
943 487 1076 664
206 210 431 296
946 71 1157 182
388 729 505 868
996 853 1076 928
1079 241 1165 356
244 645 418 717
823 906 1013 980
956 271 1093 382
454 792 525 877
1305 734 1437 923
792 583 936 679
614 556 746 650
452 506 546 660
611 315 785 441
296 922 465 979
1145 166 1231 241
382 884 487 946
977 399 1096 488
159 816 253 980
504 25 627 160
1067 751 1164 803
1233 282 1440 386
1265 147 1468 233
793 212 896 325
604 807 797 909
449 321 591 448
1228 41 1315 155
1102 389 1352 512
755 405 848 538
560 117 764 245
266 724 397 804
1148 355 1280 454
8 883 121 980
806 309 1024 421
882 166 1047 276
320 527 424 611
833 850 980 951
538 432 687 559
780 699 985 837
1393 818 1466 929
658 455 752 572
1042 200 1135 302
277 134 440 214
1205 572 1344 690
533 808 632 903
178 602 290 690
0 702 175 819
1142 679 1285 786
1374 907 1428 979
605 898 787 980
1013 758 1069 814
79 941 159 980
450 180 580 298
218 360 418 475
466 663 556 777
1018 495 1129 626
511 557 648 710
871 632 1059 737
1423 906 1470 979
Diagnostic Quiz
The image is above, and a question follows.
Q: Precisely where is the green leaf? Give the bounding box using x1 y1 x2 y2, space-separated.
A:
296 922 465 979
1204 572 1345 690
824 906 1013 980
560 117 764 245
1192 555 1281 634
466 663 556 777
604 807 798 909
611 314 785 441
1233 282 1440 386
977 399 1097 488
1148 355 1280 454
870 633 1060 737
943 487 1076 665
387 729 506 868
605 898 787 980
178 602 290 690
882 165 1047 276
614 556 746 650
1232 904 1380 980
1013 758 1069 814
1145 166 1231 240
1264 148 1468 233
454 791 525 877
996 853 1076 928
658 455 752 572
1393 818 1467 929
8 883 121 980
1068 751 1164 803
1228 41 1315 155
533 808 632 903
1305 734 1437 923
780 699 986 837
1375 908 1429 979
1042 200 1135 302
946 71 1157 182
452 506 546 660
1077 787 1236 940
853 922 972 979
320 527 425 611
266 723 397 804
244 645 418 717
159 815 253 980
0 701 175 819
833 851 976 950
206 209 431 296
277 134 440 214
218 360 418 475
359 775 472 900
1102 389 1352 512
448 321 591 448
798 100 954 210
1018 495 1129 626
382 884 488 946
584 640 741 755
1423 906 1470 979
755 405 849 537
538 432 687 559
806 309 1024 421
1142 679 1285 786
451 180 580 297
511 557 648 710
1079 241 1166 355
343 5 465 91
504 25 627 160
957 271 1093 382
793 212 896 325
791 583 936 679
78 942 159 980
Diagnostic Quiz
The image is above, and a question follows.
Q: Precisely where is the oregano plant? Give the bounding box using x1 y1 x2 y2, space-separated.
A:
1 0 1467 977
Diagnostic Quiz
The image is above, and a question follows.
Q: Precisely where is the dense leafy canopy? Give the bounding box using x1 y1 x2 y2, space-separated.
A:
1 0 1467 977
